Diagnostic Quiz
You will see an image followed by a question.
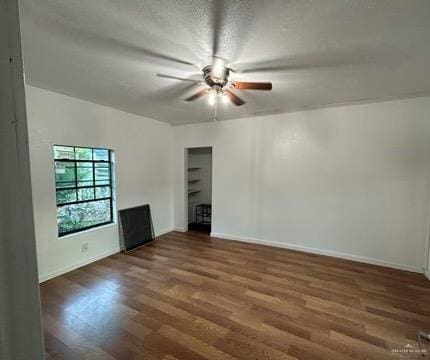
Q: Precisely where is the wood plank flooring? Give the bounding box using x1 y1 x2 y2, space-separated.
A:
40 231 430 359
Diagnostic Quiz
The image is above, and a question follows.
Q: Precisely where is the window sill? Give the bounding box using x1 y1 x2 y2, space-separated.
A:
58 222 117 239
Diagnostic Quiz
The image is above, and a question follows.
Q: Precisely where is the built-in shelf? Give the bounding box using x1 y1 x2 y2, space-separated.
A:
188 179 201 184
188 168 200 197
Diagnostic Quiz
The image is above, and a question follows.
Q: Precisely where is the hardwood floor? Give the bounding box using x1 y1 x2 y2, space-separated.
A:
40 231 430 359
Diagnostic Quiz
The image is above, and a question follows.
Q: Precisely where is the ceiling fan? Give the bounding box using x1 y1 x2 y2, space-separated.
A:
156 57 272 107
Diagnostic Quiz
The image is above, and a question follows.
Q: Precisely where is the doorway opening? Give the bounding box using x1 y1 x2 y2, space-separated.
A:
185 147 212 234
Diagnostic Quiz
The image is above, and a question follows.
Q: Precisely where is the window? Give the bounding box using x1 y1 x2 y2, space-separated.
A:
54 145 114 236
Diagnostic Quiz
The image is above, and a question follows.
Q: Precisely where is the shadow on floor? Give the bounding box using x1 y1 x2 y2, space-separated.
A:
187 222 211 234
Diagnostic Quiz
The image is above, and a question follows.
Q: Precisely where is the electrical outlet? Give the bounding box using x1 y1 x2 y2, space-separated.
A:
81 243 88 253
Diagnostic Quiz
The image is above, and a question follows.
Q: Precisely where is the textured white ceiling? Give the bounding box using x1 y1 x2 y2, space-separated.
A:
20 0 430 125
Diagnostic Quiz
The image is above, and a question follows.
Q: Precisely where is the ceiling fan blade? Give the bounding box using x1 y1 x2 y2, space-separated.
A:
151 82 199 102
231 82 272 90
140 50 196 68
224 90 245 106
234 45 377 74
35 18 198 69
185 88 210 102
157 74 201 83
211 0 226 57
240 65 295 74
210 1 264 61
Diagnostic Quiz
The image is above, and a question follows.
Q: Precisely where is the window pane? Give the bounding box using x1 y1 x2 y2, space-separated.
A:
57 199 111 235
95 163 110 185
93 148 109 161
77 188 95 201
54 146 75 160
55 161 76 188
75 147 92 160
77 162 93 186
95 186 111 199
56 189 77 204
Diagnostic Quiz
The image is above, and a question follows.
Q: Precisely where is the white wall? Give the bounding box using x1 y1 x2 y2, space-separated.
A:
174 97 430 272
26 85 173 281
25 85 430 278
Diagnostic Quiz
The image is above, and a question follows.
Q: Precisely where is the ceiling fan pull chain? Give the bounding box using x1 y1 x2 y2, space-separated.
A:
213 96 218 121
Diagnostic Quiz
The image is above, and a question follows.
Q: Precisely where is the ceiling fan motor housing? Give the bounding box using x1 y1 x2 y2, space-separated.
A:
202 65 230 91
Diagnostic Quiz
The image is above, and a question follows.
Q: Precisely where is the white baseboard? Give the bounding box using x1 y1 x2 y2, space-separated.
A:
173 226 187 232
425 270 430 281
156 227 174 236
39 247 120 283
210 232 421 273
